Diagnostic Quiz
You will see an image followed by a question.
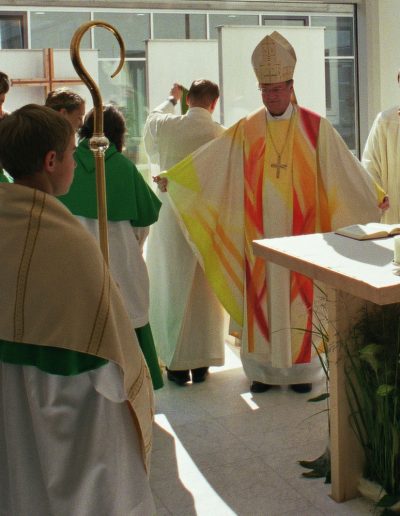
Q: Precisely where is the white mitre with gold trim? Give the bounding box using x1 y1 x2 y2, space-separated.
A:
251 31 297 84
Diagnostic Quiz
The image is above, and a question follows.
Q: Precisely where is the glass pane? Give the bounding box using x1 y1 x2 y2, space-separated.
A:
186 14 206 39
311 16 353 57
262 16 307 27
99 60 147 165
153 13 186 39
209 14 258 39
95 13 150 57
0 17 24 48
325 59 356 151
31 11 90 49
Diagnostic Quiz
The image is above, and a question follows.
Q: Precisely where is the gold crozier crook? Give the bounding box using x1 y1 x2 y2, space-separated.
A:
70 21 125 265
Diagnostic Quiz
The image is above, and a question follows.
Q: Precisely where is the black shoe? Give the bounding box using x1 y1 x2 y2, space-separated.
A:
250 381 272 393
191 367 209 383
166 368 190 385
290 383 312 393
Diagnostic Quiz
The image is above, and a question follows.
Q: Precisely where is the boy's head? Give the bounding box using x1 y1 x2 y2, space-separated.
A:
0 71 10 118
45 88 86 131
79 104 126 152
0 104 76 195
0 71 10 95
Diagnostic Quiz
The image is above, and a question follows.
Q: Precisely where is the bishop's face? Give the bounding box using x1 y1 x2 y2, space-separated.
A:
259 80 293 116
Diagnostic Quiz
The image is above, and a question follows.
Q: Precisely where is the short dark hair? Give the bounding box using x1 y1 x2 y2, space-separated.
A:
187 79 219 109
79 105 126 152
0 72 10 95
45 88 85 113
0 104 74 179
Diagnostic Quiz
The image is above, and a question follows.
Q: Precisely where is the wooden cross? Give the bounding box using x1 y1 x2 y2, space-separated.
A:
11 48 83 96
271 155 287 178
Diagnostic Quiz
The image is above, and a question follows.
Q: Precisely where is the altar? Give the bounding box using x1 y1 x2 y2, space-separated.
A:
252 232 400 502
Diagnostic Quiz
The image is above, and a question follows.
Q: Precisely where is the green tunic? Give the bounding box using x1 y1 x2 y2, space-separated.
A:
59 139 163 389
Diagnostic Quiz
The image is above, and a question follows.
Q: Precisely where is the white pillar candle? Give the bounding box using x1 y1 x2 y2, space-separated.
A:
394 236 400 263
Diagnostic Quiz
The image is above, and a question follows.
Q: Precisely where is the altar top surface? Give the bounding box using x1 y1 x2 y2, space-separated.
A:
253 232 400 305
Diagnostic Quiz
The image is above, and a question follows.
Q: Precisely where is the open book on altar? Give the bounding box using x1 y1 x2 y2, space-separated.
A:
335 223 400 240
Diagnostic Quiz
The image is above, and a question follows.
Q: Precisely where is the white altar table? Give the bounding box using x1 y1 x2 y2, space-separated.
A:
253 232 400 502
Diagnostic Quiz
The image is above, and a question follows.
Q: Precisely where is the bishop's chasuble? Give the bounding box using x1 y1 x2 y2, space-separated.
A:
163 104 384 385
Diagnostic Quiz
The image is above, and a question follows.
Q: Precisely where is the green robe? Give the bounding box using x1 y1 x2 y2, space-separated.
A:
60 139 163 389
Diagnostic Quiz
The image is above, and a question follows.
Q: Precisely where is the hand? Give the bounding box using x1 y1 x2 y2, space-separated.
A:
379 195 390 211
169 83 183 102
152 175 168 193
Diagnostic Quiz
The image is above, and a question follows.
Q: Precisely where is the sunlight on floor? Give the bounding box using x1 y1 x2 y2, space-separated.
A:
240 392 260 410
154 414 236 515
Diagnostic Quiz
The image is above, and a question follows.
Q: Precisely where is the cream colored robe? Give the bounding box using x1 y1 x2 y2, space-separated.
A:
0 184 154 514
362 106 400 223
144 101 226 369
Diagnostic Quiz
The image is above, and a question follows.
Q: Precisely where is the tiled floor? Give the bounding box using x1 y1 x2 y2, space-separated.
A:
150 343 375 515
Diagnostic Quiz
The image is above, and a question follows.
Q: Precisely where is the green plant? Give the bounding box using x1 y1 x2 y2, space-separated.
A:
296 289 331 481
345 304 400 505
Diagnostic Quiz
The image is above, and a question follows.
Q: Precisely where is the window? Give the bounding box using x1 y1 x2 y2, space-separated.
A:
262 16 308 27
16 5 358 159
209 14 258 39
311 15 357 152
0 13 26 48
99 60 147 164
30 11 90 49
95 13 150 57
325 59 356 150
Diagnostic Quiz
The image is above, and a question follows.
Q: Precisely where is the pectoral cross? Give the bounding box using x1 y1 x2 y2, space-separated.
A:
271 155 287 178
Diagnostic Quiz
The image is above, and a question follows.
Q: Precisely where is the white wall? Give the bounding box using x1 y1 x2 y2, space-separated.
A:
146 39 220 121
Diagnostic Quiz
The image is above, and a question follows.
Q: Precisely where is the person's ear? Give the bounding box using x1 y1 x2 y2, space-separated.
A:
59 107 68 117
44 150 57 173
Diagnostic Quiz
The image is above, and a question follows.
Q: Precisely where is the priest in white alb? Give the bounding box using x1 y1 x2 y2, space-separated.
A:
362 69 400 224
157 31 387 394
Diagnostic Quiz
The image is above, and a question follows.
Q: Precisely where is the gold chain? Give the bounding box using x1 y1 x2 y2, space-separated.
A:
266 108 296 178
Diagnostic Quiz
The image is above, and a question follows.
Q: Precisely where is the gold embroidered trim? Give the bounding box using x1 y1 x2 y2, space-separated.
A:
128 359 145 401
86 260 110 354
14 189 46 341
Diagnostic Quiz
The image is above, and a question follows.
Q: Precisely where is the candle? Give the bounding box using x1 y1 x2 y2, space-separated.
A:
394 236 400 263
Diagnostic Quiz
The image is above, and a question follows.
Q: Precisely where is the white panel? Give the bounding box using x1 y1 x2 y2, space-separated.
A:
146 39 220 122
2 49 98 113
219 26 326 127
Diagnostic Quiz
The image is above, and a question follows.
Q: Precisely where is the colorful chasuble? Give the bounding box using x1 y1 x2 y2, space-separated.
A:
0 183 154 471
59 139 161 226
163 105 384 369
242 106 324 361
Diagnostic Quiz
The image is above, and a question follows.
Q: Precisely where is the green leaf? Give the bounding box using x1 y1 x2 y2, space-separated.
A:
301 469 326 478
307 393 330 402
376 384 395 396
359 343 384 373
